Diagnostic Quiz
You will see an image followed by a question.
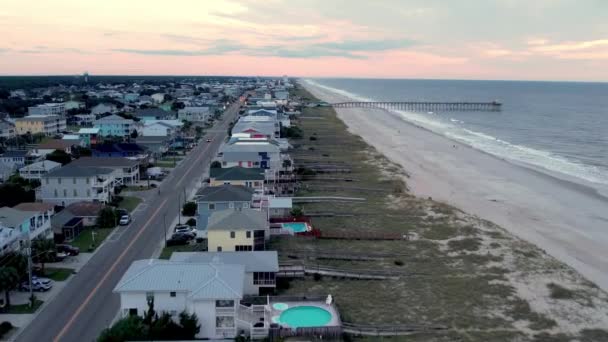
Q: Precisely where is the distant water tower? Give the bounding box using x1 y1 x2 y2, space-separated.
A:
83 71 89 83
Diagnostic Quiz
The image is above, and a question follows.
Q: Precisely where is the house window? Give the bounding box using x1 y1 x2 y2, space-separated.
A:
243 202 249 209
128 308 138 316
54 189 58 197
246 231 251 238
86 178 90 184
222 161 227 166
208 203 215 210
253 272 276 285
87 189 91 197
216 316 235 328
73 189 78 197
230 231 235 238
73 178 77 184
63 189 67 197
58 178 62 184
217 246 222 252
228 202 234 208
253 162 259 166
235 245 252 251
216 300 234 308
170 292 176 297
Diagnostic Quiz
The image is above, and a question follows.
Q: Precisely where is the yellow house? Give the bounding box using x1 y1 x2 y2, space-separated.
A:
207 208 269 252
15 115 67 135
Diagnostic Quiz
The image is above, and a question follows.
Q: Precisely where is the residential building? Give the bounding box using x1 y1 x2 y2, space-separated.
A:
218 140 281 170
170 251 278 295
232 120 278 138
78 127 100 147
0 225 18 255
64 100 85 110
18 160 62 180
12 202 54 240
0 205 53 248
31 139 75 157
94 114 135 137
39 164 116 206
114 259 245 339
209 167 265 189
207 209 269 252
195 185 254 230
0 150 28 169
74 114 96 126
51 201 104 241
151 93 166 103
142 121 176 137
266 197 293 219
178 107 210 122
70 157 140 185
123 93 139 103
15 115 67 135
135 136 170 157
28 103 66 116
133 108 175 121
0 121 16 139
90 103 118 115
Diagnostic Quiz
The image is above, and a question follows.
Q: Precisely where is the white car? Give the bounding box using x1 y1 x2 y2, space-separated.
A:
119 215 131 225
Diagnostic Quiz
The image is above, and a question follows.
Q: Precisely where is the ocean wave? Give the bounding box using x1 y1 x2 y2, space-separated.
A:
304 78 608 186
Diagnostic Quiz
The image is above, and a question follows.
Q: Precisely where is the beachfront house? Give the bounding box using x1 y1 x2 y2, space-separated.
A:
170 251 278 295
15 115 67 135
114 259 246 339
38 164 116 206
0 204 54 249
178 107 210 122
78 128 100 147
209 167 265 190
217 140 281 170
207 209 269 252
195 185 254 231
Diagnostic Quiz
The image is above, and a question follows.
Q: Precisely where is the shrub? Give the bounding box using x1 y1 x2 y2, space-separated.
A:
97 207 118 228
309 136 317 141
547 283 575 300
182 202 197 216
394 260 404 266
210 161 222 168
313 273 322 281
0 321 13 338
186 218 196 227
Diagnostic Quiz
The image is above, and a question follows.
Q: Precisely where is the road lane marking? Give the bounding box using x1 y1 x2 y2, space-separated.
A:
53 198 169 342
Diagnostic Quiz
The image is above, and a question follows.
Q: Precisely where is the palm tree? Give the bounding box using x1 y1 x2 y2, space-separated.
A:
0 267 20 309
32 239 56 275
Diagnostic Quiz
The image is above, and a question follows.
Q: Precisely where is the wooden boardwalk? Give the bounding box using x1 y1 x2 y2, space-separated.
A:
292 196 366 203
319 230 408 241
342 322 449 336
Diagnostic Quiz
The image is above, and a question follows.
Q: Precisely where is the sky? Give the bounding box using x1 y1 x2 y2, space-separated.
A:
1 0 608 81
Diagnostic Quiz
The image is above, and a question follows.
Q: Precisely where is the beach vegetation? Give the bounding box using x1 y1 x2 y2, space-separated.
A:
547 283 575 300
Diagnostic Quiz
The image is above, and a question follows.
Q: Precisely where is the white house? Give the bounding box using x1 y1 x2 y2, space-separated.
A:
170 251 278 295
142 121 176 137
114 259 246 339
19 160 62 180
28 103 66 116
90 103 118 115
178 107 210 122
151 93 166 104
12 202 55 241
70 157 140 185
39 164 116 206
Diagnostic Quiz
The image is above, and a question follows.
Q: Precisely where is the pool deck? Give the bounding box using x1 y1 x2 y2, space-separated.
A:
269 300 341 328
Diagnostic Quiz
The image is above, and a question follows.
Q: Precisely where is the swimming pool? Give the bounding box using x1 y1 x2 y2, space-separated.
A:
278 306 332 328
281 222 309 233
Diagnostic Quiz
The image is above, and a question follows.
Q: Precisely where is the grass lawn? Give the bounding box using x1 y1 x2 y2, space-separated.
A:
7 299 43 314
43 267 74 281
123 185 153 192
155 161 176 168
70 227 114 251
118 196 142 213
159 243 206 260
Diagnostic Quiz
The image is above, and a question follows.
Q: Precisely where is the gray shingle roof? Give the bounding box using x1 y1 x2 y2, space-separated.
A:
207 209 268 231
70 157 139 168
170 251 278 272
114 259 244 299
210 167 265 181
43 164 114 178
195 184 254 202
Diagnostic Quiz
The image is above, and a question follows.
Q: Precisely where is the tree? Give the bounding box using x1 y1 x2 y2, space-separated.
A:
171 101 185 111
97 207 118 228
98 315 146 342
178 311 200 339
182 202 197 216
210 161 221 169
194 126 203 137
185 218 196 227
46 150 72 165
130 130 138 139
0 252 28 279
31 238 56 275
0 267 20 309
0 183 35 207
0 88 10 100
290 206 303 217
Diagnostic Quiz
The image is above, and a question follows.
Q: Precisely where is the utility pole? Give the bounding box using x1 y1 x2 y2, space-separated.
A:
178 192 182 225
25 237 34 308
163 213 167 247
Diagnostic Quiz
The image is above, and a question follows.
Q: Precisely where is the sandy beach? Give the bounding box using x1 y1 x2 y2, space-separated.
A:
302 80 608 293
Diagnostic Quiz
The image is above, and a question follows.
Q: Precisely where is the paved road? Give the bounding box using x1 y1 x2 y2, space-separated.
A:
16 101 241 342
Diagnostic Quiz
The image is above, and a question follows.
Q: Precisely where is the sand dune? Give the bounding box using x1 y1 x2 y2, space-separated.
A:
302 80 608 292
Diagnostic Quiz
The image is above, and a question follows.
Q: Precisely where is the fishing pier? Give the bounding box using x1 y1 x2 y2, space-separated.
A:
331 101 502 112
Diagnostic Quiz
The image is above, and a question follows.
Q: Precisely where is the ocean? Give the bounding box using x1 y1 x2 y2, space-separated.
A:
305 78 608 188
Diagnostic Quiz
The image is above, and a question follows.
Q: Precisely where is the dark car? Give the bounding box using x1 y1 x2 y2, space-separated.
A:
166 235 190 246
56 244 80 256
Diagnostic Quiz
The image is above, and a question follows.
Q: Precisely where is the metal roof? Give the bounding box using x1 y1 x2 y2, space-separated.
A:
0 207 32 228
19 160 61 171
114 259 244 299
210 167 265 181
43 164 114 178
207 209 268 231
71 157 139 168
170 251 278 272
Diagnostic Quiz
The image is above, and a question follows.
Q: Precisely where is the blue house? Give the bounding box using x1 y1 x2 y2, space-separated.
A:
92 143 147 158
94 114 135 137
195 185 254 231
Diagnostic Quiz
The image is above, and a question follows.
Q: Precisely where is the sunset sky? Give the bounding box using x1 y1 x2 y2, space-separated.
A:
1 0 607 81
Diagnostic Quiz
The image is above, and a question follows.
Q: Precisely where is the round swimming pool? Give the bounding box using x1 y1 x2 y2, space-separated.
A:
279 306 332 328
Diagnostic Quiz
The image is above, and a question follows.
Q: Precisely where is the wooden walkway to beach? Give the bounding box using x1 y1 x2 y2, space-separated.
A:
319 230 408 240
332 101 502 112
342 322 449 336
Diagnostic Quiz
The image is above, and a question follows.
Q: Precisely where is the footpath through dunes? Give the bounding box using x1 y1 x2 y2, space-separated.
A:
269 84 608 341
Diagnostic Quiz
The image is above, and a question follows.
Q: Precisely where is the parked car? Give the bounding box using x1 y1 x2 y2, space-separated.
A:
56 244 80 256
119 214 131 226
31 276 52 286
20 281 52 292
166 234 190 246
